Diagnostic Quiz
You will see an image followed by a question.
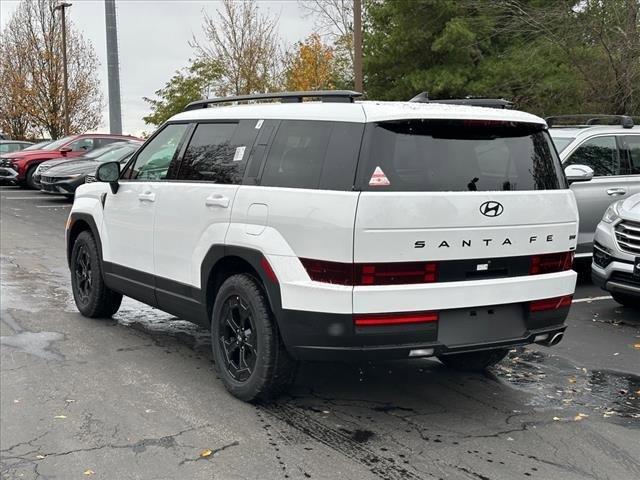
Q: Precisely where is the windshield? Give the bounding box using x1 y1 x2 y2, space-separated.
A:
42 135 75 150
357 120 566 192
23 140 51 151
551 136 575 153
95 144 139 163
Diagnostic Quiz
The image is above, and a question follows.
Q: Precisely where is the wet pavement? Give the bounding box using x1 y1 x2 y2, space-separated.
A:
1 186 639 480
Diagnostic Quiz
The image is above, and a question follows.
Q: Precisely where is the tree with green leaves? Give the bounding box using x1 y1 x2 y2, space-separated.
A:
143 60 222 127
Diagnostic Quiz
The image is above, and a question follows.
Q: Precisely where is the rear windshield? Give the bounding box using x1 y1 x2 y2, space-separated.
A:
357 120 566 191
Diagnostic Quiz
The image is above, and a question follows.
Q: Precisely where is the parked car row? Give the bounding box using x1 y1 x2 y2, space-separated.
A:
0 132 141 193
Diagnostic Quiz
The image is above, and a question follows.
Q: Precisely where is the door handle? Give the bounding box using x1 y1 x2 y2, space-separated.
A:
606 188 627 196
205 194 230 208
138 191 156 202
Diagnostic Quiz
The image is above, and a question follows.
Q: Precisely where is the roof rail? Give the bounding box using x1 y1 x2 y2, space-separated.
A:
184 90 363 111
545 114 634 129
409 93 514 109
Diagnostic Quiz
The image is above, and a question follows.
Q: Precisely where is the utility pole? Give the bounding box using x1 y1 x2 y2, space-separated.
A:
353 0 363 93
54 2 72 135
105 0 122 134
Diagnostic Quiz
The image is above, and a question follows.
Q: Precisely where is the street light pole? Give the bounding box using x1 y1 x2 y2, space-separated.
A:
54 2 72 136
353 0 363 93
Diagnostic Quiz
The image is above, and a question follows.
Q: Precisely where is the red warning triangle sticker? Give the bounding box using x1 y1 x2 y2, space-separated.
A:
369 166 390 186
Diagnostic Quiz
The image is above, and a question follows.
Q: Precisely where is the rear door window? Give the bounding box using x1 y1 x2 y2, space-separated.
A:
357 120 565 191
623 135 640 174
565 136 620 176
260 120 362 190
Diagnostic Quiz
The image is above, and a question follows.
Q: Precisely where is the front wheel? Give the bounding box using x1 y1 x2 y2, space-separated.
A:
25 166 39 190
438 348 509 371
211 274 297 402
611 292 639 308
71 231 122 318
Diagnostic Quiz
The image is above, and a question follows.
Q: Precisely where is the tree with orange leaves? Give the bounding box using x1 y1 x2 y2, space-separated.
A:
285 34 336 91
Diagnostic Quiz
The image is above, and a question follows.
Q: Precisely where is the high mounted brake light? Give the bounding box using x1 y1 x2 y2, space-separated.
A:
299 259 439 286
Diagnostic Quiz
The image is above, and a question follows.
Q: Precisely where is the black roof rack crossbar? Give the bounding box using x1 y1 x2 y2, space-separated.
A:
545 114 634 129
184 90 363 111
409 92 514 109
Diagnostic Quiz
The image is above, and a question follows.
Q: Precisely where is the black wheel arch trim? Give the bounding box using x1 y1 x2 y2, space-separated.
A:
67 212 103 268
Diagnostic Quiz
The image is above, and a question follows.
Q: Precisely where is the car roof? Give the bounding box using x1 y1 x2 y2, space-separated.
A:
0 140 32 144
549 125 640 138
170 100 545 125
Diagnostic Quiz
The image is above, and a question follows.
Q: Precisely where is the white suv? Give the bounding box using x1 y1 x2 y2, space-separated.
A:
66 91 579 401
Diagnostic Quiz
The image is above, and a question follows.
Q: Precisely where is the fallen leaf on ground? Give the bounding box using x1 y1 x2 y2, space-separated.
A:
36 455 46 459
553 417 561 421
633 344 640 350
199 449 213 458
574 413 588 421
83 469 95 476
53 415 67 419
568 377 576 384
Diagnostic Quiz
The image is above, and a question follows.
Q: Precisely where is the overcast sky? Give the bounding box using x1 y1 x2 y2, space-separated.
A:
0 0 316 136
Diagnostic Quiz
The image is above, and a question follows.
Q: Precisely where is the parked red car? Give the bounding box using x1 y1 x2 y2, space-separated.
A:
0 133 140 188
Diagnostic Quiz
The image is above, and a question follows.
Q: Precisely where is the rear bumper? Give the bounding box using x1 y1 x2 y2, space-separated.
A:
278 302 570 361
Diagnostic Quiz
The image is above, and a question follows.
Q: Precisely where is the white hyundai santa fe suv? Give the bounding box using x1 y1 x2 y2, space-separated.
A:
66 91 579 401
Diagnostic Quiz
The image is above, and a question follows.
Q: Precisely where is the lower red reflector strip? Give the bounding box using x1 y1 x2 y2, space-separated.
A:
354 311 439 327
529 295 573 312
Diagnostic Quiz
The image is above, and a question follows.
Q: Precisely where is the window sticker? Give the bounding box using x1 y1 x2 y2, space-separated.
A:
255 119 264 129
233 146 246 162
369 166 390 186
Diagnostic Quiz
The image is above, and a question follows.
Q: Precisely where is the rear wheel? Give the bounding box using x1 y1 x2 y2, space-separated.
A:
438 348 509 371
611 292 639 308
211 274 297 402
71 230 122 318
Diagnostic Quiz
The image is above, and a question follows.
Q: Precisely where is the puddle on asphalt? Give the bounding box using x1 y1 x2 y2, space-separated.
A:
0 310 65 360
493 348 640 423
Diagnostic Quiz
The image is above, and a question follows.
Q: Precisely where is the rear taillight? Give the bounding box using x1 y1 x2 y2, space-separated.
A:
300 259 438 286
529 295 573 312
355 262 437 285
354 311 439 327
530 252 574 275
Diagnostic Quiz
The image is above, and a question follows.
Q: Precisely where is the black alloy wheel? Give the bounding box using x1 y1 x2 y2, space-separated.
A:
74 244 93 305
219 294 258 382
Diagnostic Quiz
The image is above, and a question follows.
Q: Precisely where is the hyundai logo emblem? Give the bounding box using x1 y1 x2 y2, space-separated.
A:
479 201 504 217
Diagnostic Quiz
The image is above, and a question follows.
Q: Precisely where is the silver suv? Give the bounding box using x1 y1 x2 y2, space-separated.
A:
548 115 640 259
591 192 640 307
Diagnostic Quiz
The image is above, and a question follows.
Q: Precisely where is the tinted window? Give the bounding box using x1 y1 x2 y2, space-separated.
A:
96 144 139 163
128 124 188 180
565 136 619 176
179 123 241 183
260 120 333 189
68 138 94 152
551 136 574 153
357 120 564 191
623 135 640 174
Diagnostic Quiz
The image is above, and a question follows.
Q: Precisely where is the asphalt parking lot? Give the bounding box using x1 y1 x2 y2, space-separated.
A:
1 185 639 480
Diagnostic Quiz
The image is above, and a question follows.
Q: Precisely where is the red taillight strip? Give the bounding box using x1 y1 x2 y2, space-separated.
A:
529 295 573 312
530 252 574 275
260 257 278 284
354 311 439 327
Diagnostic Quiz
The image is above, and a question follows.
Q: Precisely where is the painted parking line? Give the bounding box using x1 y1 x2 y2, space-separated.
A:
2 196 48 200
35 205 71 208
572 295 613 303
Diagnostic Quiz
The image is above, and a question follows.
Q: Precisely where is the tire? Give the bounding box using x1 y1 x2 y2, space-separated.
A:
611 292 639 308
70 230 122 318
438 348 509 372
211 274 297 402
25 166 39 190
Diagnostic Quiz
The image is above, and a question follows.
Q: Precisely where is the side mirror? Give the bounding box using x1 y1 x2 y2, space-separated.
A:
96 161 120 194
60 146 72 156
564 164 594 183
